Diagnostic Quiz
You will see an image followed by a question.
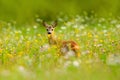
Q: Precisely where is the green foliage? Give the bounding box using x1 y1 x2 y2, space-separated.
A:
0 0 120 23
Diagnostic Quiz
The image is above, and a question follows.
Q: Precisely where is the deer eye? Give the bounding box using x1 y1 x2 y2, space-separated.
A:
52 29 53 31
47 29 48 31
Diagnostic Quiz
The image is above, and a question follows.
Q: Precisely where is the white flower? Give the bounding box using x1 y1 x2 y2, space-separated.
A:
79 25 85 30
103 30 107 33
97 44 103 47
64 61 71 68
82 50 90 55
73 24 78 28
36 18 41 22
58 30 62 33
33 25 38 29
58 18 63 22
64 50 75 59
106 54 120 65
99 18 105 22
66 22 72 26
116 24 120 28
7 23 11 26
46 54 52 58
27 28 30 32
61 26 66 30
40 44 50 52
73 60 80 67
76 34 80 37
81 31 87 36
110 20 117 24
18 66 26 74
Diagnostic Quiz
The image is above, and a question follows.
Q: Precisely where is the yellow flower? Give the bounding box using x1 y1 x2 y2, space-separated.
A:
0 40 2 45
0 48 2 53
37 34 41 37
55 53 60 57
7 54 13 58
27 41 30 44
34 39 38 43
100 40 103 43
19 51 24 55
109 39 112 42
95 35 98 38
26 41 30 48
15 37 19 40
52 45 57 49
87 32 92 38
75 29 79 34
15 31 19 34
47 34 51 38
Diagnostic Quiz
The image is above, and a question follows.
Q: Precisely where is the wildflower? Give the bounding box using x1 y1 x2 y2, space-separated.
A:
37 34 41 37
110 20 117 24
99 18 105 23
64 61 71 68
18 66 27 74
61 26 66 30
58 30 62 33
15 31 19 34
27 28 30 32
100 40 103 43
40 44 50 52
82 50 90 55
97 44 103 47
79 25 85 30
26 41 31 49
76 34 80 37
101 49 106 53
7 23 11 26
73 24 78 28
33 25 37 29
34 39 38 43
56 53 60 57
73 60 80 67
0 48 2 53
64 50 75 59
19 51 24 56
98 23 101 26
93 38 98 42
87 32 92 38
52 45 57 49
15 37 19 40
106 54 120 65
107 32 111 37
46 54 52 58
7 54 13 58
65 22 72 26
36 18 41 22
116 24 120 28
75 29 79 34
103 30 107 33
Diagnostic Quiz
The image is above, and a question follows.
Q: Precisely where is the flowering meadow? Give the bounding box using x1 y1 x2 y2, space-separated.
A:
0 15 120 80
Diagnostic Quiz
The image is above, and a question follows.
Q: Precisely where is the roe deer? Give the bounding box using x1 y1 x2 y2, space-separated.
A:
42 20 80 57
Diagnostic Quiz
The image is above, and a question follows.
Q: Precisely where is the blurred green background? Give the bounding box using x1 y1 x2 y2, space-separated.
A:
0 0 120 23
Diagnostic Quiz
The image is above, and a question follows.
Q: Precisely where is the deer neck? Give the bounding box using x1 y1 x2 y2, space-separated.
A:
47 32 57 45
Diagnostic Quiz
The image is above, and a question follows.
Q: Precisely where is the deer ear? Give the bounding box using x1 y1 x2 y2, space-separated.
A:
42 21 48 27
52 20 57 28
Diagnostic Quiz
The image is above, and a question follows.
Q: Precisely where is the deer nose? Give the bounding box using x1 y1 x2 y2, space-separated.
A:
48 32 51 34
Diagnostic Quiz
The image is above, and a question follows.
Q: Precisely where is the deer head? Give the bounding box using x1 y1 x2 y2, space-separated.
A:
42 20 57 34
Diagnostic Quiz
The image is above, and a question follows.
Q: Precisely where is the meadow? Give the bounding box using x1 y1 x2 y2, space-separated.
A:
0 15 120 80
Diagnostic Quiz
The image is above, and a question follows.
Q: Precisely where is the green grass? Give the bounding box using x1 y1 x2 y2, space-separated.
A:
0 16 120 80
